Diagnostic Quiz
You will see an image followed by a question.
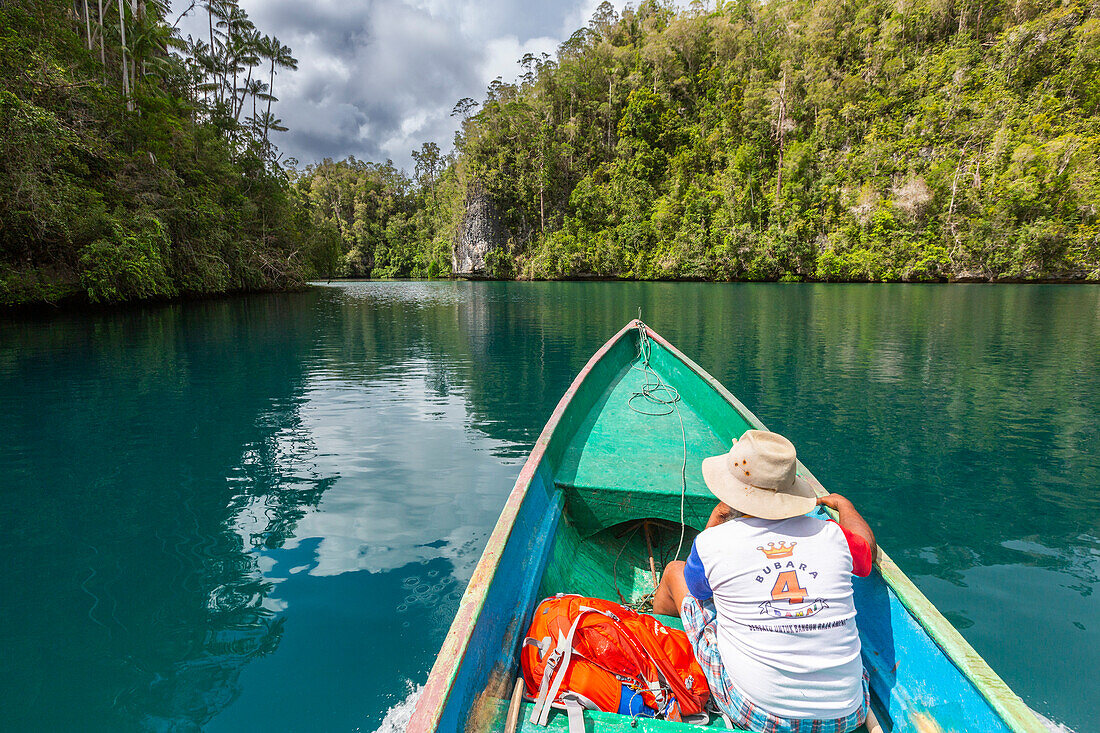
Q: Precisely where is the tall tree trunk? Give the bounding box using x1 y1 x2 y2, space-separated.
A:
774 72 787 210
208 3 217 106
264 58 274 145
235 65 252 121
230 28 238 118
97 0 105 68
118 0 131 111
606 75 612 161
131 0 138 98
83 0 92 50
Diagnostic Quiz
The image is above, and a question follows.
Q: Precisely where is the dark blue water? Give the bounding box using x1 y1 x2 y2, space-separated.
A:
0 282 1096 731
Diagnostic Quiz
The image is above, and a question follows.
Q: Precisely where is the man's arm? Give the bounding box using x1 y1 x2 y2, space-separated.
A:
818 493 877 561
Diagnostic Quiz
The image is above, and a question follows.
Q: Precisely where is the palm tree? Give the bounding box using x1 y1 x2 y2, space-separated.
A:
125 2 181 91
217 4 253 113
188 38 221 111
251 110 287 159
233 28 261 122
257 35 297 146
252 111 286 133
188 38 212 106
203 0 227 103
181 38 207 108
242 78 271 125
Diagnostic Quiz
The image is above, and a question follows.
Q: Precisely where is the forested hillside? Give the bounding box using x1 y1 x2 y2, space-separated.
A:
7 0 1099 301
0 1 316 305
303 0 1100 281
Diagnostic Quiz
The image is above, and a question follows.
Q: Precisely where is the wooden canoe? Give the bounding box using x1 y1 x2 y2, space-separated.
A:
407 321 1046 733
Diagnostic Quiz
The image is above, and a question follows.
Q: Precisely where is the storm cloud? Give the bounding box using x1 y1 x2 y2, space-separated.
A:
175 0 608 170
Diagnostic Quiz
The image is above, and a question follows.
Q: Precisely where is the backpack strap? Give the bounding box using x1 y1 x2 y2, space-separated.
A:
529 609 596 726
528 647 562 725
523 636 551 658
681 712 711 726
561 695 585 733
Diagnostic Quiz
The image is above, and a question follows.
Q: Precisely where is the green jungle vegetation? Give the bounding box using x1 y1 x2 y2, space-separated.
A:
302 0 1100 282
4 0 1100 306
291 148 458 279
0 0 316 306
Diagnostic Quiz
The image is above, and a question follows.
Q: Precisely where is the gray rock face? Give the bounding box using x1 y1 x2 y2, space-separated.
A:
453 189 503 276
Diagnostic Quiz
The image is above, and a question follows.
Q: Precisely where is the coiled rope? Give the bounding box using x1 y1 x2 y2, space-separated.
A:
626 321 690 567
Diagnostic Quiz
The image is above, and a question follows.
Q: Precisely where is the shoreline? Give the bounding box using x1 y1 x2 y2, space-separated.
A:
4 277 1097 315
318 274 1100 284
0 285 311 317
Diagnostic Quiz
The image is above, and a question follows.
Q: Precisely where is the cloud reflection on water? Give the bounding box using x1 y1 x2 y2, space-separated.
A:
231 363 522 583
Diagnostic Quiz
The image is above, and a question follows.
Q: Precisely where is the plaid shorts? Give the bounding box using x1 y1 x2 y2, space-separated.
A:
680 594 869 733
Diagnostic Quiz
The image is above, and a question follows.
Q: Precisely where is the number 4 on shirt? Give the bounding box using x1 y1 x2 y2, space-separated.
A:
771 570 807 604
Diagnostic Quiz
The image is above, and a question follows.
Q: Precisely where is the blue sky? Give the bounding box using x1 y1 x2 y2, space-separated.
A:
174 0 610 171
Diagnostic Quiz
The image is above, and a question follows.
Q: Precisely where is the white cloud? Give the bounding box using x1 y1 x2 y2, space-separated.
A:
481 35 559 85
173 0 622 169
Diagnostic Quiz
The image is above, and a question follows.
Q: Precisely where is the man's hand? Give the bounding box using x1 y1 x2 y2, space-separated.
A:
817 493 852 511
818 493 877 560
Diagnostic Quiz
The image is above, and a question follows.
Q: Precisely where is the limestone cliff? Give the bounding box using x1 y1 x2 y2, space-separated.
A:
452 188 503 277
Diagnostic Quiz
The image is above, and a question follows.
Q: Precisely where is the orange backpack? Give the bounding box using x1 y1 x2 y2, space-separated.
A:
520 594 710 728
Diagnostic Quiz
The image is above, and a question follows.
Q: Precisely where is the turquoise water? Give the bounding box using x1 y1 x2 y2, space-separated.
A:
0 282 1096 731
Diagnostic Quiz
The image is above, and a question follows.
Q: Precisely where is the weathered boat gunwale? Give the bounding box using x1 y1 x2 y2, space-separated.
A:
409 320 1046 732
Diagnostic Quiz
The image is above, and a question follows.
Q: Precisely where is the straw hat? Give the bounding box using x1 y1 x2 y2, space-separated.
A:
701 430 817 520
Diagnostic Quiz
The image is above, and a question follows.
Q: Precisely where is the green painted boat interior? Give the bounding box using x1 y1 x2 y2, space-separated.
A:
550 329 753 539
539 519 699 629
498 326 876 731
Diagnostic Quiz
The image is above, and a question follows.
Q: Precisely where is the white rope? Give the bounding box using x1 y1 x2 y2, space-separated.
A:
627 322 689 565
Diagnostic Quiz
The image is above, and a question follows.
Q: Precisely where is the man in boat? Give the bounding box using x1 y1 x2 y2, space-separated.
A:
652 429 876 733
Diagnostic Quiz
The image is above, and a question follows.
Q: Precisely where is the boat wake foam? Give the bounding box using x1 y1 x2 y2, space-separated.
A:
372 681 423 733
1034 708 1075 732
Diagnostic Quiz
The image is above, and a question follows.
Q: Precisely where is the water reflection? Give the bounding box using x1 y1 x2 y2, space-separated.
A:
1 282 1097 732
0 295 329 731
250 366 521 581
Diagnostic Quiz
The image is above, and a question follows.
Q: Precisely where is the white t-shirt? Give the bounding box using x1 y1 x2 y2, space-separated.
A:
683 515 871 719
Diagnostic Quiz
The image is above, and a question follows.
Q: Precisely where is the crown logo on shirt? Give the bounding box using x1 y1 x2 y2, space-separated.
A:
757 541 796 559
